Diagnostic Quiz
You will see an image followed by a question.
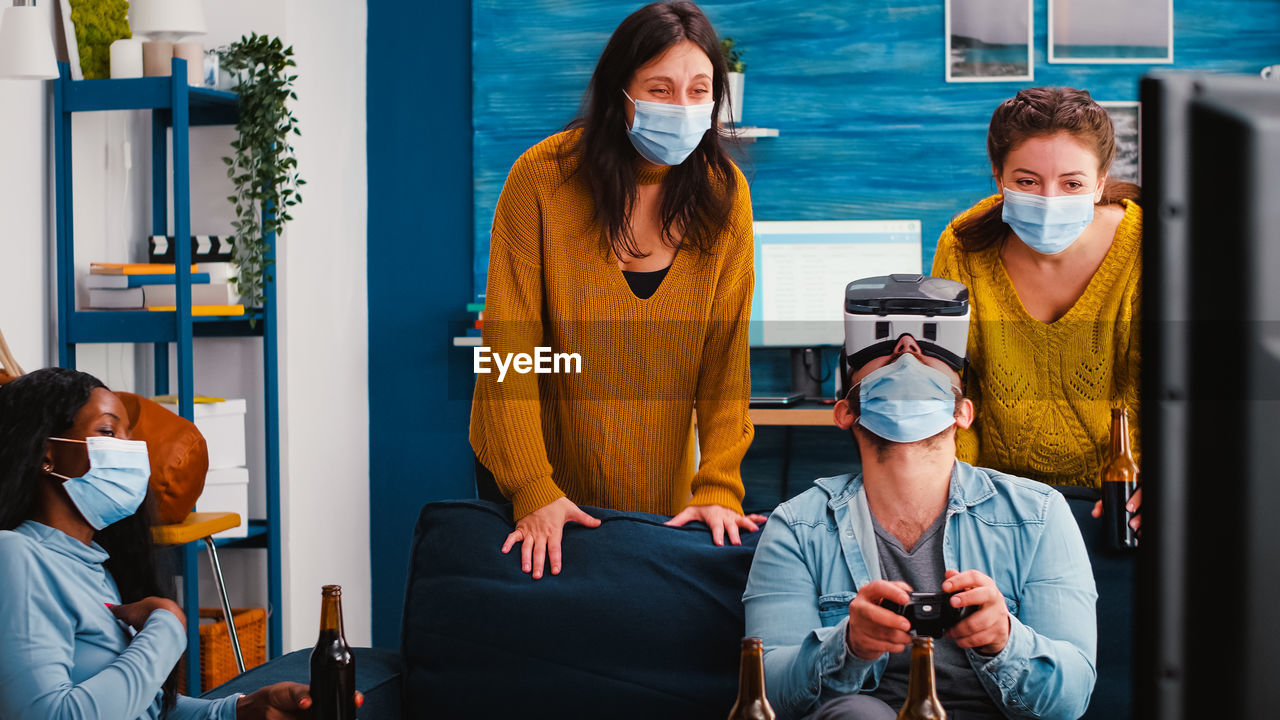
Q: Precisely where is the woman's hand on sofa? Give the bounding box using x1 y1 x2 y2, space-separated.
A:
665 505 767 546
234 682 363 719
502 497 602 579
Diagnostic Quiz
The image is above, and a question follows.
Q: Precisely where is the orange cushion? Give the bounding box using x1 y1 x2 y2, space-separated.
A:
117 392 208 525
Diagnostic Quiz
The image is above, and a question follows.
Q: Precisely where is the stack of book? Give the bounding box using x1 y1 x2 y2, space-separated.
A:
84 262 244 316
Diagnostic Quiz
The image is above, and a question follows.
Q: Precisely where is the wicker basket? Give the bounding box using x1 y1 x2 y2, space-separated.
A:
177 607 268 693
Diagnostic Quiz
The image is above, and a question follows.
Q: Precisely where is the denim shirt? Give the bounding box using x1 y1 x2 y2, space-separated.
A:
0 522 239 720
743 462 1097 720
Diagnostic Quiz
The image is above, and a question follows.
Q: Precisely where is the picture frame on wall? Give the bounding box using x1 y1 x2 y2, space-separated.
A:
1049 0 1173 64
945 0 1034 82
1100 101 1141 184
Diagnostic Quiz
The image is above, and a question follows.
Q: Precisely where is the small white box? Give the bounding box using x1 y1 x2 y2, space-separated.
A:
198 466 249 539
159 398 247 470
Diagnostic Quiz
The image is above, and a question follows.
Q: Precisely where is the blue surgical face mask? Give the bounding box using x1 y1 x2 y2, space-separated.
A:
856 354 959 443
624 90 714 166
1001 187 1096 255
49 436 151 530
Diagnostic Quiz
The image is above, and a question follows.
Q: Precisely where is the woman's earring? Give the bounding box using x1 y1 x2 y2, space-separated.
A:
42 462 54 474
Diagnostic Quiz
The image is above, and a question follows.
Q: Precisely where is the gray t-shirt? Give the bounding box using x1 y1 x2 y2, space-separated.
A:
868 510 1003 718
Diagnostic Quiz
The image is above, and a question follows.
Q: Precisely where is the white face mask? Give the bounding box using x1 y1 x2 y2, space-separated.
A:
623 90 714 166
1001 187 1096 255
856 354 959 443
49 436 151 530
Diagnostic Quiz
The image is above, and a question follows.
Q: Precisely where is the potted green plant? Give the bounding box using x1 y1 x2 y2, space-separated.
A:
719 37 746 125
219 34 304 311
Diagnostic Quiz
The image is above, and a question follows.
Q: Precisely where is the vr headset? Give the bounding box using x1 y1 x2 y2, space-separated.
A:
841 274 970 385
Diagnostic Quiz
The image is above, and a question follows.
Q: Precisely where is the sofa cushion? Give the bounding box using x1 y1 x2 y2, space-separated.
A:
402 500 761 720
202 646 402 719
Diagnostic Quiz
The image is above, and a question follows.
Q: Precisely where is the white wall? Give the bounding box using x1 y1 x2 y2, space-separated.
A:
276 0 370 651
0 5 55 373
0 0 370 652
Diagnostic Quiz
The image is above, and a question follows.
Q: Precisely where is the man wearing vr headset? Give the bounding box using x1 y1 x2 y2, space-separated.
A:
743 275 1096 720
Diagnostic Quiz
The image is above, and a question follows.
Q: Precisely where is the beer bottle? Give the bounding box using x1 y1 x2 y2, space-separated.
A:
309 585 356 720
727 637 776 720
897 637 945 720
1100 407 1140 550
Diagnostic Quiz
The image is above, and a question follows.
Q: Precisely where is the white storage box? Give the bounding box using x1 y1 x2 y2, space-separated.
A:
159 398 247 470
197 466 249 539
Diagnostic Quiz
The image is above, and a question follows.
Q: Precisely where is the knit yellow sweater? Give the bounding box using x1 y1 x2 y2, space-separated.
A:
932 195 1142 488
469 130 755 520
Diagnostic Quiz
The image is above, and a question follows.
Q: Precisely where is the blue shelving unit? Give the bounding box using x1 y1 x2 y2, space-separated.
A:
53 58 283 693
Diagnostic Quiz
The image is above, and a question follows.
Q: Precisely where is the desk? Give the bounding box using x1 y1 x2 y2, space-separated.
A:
749 403 834 427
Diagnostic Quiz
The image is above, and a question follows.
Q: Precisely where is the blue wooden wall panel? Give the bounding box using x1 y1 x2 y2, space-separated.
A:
473 0 1280 297
368 0 475 648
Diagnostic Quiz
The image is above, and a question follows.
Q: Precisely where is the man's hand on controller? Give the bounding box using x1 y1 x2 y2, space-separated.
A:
942 568 1010 656
845 580 914 660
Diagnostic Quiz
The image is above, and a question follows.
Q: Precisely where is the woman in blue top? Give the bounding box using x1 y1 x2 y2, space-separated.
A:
0 368 354 719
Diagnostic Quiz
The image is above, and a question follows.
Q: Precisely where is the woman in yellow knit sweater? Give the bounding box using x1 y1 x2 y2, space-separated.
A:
932 87 1143 528
470 2 764 579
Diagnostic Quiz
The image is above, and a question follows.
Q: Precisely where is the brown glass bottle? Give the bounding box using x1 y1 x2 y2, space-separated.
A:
1100 407 1140 550
897 637 946 720
727 637 776 720
309 585 356 720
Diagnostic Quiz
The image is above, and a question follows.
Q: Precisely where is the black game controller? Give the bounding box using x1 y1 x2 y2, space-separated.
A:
879 592 974 638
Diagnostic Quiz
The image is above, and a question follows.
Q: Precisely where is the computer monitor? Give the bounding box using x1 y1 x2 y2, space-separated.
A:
749 220 922 349
1139 71 1280 719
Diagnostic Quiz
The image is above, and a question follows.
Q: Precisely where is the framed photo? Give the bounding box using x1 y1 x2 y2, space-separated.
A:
1101 101 1141 185
1050 0 1173 64
946 0 1034 82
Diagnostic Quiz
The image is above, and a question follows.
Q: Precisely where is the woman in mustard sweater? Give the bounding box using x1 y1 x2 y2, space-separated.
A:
470 2 763 579
932 87 1143 527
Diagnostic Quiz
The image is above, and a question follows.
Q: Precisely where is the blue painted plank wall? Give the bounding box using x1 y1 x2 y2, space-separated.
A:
368 0 475 648
364 0 1277 650
473 0 1280 298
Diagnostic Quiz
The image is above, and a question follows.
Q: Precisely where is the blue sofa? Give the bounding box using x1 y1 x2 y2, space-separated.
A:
207 489 1133 718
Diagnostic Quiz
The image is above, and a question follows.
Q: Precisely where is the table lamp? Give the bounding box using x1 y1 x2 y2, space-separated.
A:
129 0 205 42
0 0 58 80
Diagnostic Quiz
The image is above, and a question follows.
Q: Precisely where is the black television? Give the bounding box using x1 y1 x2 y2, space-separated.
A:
1139 71 1280 718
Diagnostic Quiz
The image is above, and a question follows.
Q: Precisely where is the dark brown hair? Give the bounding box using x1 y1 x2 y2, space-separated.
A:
559 1 738 260
952 86 1141 252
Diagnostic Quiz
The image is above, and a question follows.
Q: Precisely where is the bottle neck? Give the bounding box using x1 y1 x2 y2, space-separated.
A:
904 637 939 701
319 592 345 636
736 641 766 701
1110 408 1131 458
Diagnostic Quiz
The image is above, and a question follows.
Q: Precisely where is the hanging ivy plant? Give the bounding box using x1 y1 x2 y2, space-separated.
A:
220 33 304 310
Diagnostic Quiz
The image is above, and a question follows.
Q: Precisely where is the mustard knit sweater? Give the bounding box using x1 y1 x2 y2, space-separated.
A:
469 130 755 520
931 195 1142 488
